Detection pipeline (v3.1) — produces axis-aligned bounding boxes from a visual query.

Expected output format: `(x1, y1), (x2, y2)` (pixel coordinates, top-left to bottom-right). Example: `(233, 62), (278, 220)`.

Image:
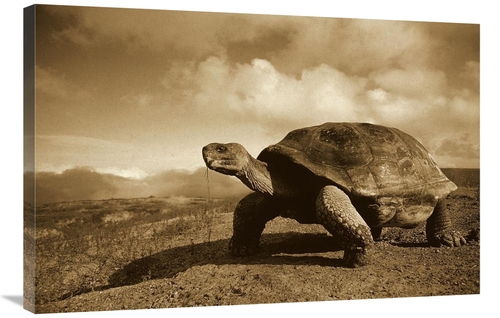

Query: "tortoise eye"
(216, 145), (227, 153)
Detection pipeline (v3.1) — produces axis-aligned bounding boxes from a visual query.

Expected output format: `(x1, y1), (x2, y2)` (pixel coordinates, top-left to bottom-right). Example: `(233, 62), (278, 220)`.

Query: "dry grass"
(30, 196), (239, 305)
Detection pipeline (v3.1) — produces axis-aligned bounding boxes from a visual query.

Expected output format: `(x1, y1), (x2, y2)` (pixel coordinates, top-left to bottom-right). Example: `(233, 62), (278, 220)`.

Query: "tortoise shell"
(257, 122), (457, 199)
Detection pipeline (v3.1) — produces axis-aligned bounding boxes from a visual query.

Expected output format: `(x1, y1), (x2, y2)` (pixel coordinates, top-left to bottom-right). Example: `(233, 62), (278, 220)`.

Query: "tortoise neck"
(236, 156), (274, 195)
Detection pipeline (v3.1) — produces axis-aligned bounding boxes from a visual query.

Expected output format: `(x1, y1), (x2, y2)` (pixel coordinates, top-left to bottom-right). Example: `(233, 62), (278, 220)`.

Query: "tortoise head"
(202, 143), (251, 176)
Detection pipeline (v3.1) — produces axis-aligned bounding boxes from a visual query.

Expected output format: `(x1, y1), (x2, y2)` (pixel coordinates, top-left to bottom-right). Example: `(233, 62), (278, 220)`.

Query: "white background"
(1, 1), (496, 317)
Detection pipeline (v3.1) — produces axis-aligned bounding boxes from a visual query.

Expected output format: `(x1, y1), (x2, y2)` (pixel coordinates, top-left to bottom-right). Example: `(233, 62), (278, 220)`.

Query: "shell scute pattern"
(261, 122), (455, 199)
(315, 124), (372, 167)
(285, 128), (309, 143)
(359, 122), (396, 143)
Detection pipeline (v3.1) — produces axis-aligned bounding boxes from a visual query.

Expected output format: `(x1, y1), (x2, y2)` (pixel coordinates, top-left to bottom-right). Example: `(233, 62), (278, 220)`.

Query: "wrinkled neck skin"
(235, 156), (275, 196)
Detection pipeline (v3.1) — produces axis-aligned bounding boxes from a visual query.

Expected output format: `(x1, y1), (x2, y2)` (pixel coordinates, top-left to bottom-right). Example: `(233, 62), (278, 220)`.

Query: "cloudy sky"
(28, 4), (480, 203)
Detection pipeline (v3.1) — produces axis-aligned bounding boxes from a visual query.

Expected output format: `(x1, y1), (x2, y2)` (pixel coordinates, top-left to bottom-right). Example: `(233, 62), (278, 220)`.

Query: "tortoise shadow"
(57, 232), (344, 301)
(60, 232), (440, 301)
(106, 232), (343, 289)
(389, 241), (431, 248)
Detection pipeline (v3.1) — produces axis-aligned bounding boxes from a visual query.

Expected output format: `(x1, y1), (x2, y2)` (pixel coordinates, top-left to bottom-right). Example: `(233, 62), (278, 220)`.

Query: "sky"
(27, 4), (480, 203)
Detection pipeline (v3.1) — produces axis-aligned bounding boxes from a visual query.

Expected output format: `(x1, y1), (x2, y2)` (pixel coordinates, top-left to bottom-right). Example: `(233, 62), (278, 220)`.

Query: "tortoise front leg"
(316, 185), (374, 267)
(426, 197), (467, 247)
(229, 193), (280, 256)
(370, 227), (383, 241)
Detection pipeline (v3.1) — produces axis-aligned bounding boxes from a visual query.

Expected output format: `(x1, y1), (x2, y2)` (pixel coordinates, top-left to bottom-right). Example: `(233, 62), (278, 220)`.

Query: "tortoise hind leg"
(229, 193), (280, 256)
(370, 227), (383, 241)
(316, 185), (374, 267)
(426, 197), (467, 247)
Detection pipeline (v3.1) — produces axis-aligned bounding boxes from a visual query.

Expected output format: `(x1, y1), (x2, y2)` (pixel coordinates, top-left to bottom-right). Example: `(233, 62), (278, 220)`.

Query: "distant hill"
(441, 168), (479, 188)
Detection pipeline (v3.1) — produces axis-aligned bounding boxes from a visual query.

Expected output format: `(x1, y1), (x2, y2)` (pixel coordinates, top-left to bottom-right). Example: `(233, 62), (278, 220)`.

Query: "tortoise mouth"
(204, 158), (239, 175)
(212, 165), (236, 175)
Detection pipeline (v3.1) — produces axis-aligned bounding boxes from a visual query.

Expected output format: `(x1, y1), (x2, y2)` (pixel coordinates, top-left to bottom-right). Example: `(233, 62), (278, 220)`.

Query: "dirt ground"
(33, 186), (479, 314)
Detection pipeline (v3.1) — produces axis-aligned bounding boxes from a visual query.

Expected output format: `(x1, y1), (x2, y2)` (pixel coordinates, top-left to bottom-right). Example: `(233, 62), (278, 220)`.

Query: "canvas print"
(23, 4), (480, 314)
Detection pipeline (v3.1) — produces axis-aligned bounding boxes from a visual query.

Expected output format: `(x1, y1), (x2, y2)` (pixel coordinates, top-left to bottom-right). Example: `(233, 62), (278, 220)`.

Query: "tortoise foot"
(343, 247), (372, 268)
(228, 236), (260, 256)
(429, 230), (467, 247)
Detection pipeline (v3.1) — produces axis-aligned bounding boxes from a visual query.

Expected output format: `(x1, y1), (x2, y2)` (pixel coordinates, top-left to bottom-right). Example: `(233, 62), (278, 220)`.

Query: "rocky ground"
(32, 186), (480, 314)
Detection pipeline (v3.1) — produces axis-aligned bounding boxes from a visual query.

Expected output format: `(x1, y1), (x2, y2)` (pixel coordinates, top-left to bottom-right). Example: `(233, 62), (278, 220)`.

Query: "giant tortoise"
(202, 122), (466, 267)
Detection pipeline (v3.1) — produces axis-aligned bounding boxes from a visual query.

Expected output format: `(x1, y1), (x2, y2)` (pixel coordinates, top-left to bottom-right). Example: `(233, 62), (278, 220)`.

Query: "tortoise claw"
(432, 230), (467, 247)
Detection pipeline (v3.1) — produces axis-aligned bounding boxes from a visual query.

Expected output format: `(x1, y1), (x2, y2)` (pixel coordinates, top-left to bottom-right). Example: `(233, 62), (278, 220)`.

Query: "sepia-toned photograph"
(23, 3), (480, 314)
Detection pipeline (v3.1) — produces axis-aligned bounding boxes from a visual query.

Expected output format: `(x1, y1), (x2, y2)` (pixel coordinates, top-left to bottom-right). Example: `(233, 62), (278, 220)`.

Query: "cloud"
(161, 54), (479, 148)
(436, 134), (480, 160)
(35, 135), (144, 172)
(120, 93), (155, 110)
(41, 8), (446, 79)
(43, 6), (232, 58)
(35, 66), (70, 98)
(34, 7), (480, 176)
(94, 167), (150, 179)
(34, 54), (480, 176)
(267, 18), (435, 76)
(158, 52), (481, 170)
(459, 60), (480, 93)
(28, 132), (479, 204)
(369, 67), (448, 98)
(146, 168), (250, 199)
(28, 167), (250, 205)
(35, 66), (91, 100)
(32, 168), (120, 204)
(462, 60), (480, 81)
(434, 133), (480, 168)
(162, 56), (369, 128)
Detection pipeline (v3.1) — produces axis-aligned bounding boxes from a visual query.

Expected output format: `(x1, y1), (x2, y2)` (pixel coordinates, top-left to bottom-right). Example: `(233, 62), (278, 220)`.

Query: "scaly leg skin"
(426, 197), (467, 247)
(316, 186), (374, 268)
(229, 193), (280, 256)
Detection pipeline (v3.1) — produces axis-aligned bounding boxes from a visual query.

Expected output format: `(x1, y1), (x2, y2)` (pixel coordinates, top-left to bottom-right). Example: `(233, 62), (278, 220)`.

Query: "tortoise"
(202, 122), (466, 267)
